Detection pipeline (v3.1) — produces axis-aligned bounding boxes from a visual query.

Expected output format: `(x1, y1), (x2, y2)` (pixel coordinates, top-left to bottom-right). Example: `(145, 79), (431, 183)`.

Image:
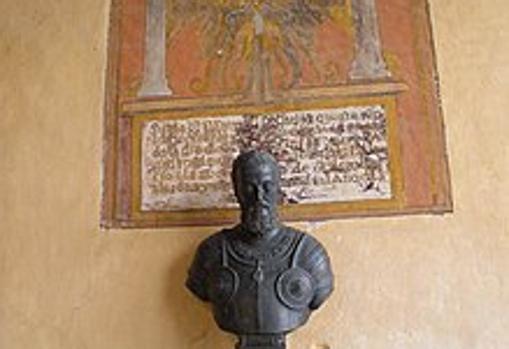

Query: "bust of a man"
(186, 151), (334, 349)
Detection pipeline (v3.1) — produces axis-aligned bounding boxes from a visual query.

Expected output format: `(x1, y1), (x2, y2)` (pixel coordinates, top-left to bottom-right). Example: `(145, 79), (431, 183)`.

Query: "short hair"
(231, 150), (280, 196)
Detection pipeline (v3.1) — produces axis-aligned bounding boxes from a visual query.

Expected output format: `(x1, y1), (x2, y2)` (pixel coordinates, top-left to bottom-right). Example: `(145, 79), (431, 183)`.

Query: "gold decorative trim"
(121, 82), (408, 115)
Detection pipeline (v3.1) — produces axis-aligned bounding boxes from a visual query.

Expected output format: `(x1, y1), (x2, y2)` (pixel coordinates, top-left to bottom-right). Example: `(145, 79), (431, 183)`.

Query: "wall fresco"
(102, 0), (452, 227)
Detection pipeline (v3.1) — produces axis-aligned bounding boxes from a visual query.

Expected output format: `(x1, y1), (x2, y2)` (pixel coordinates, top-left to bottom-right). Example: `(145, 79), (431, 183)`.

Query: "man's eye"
(263, 181), (273, 192)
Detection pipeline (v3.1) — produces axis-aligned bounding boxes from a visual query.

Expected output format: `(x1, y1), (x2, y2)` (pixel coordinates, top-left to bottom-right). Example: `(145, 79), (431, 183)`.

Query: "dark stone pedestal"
(235, 335), (286, 349)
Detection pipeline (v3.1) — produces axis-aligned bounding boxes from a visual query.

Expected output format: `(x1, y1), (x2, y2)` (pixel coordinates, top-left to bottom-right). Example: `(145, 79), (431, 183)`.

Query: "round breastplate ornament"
(276, 267), (314, 310)
(207, 266), (239, 305)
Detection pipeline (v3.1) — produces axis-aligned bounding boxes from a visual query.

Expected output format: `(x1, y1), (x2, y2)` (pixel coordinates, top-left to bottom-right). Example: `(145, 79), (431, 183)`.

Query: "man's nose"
(255, 185), (264, 202)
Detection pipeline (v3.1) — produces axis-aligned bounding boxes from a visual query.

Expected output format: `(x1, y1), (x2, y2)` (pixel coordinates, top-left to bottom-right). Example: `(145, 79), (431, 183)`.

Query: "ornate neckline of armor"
(226, 228), (299, 266)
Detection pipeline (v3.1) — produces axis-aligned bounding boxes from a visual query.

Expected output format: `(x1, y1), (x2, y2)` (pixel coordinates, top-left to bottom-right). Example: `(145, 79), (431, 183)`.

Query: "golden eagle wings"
(167, 0), (346, 92)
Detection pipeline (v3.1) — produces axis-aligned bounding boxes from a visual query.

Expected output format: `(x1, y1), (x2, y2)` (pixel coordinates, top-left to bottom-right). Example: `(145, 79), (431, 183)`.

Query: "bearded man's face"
(236, 163), (279, 238)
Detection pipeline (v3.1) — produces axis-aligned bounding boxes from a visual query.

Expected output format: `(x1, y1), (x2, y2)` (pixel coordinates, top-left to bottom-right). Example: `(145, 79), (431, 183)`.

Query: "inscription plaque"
(142, 106), (391, 211)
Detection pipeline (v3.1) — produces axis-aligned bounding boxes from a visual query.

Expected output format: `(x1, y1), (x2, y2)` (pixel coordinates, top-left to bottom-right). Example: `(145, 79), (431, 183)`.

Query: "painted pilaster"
(349, 0), (391, 80)
(138, 0), (172, 97)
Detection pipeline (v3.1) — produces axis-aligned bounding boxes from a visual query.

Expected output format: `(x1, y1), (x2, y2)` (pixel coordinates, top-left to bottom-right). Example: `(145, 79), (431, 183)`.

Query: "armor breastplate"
(206, 230), (315, 334)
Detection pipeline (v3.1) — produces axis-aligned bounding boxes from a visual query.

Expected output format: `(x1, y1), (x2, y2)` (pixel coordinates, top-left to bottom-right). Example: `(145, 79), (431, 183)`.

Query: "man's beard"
(241, 204), (277, 238)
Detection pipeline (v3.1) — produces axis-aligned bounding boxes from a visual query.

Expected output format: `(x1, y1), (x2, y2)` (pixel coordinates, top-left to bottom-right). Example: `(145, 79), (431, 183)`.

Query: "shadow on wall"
(164, 243), (236, 349)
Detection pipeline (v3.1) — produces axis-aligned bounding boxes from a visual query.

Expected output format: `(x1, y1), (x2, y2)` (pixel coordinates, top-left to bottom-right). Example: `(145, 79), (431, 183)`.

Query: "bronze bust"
(186, 151), (334, 349)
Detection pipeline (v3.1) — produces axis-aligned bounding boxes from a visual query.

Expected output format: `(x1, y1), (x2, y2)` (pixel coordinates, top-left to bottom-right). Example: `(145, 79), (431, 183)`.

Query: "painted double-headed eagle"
(167, 0), (348, 97)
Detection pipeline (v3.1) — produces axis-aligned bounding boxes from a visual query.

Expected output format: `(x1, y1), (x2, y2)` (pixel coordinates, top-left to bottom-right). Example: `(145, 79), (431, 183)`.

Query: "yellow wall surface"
(1, 0), (508, 348)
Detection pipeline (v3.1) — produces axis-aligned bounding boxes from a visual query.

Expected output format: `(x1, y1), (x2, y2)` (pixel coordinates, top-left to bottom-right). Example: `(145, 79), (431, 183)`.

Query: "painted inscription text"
(141, 106), (391, 211)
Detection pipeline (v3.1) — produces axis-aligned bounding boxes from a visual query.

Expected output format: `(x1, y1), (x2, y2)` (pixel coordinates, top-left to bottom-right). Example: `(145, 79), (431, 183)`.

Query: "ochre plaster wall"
(1, 0), (508, 348)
